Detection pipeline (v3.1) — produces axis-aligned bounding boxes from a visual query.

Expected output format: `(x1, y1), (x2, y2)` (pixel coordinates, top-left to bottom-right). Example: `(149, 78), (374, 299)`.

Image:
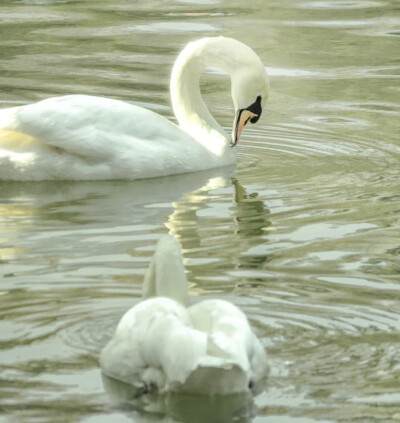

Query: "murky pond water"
(1, 0), (399, 422)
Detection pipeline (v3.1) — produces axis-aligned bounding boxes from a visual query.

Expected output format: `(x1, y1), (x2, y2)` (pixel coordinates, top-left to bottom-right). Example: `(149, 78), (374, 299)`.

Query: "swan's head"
(230, 67), (270, 147)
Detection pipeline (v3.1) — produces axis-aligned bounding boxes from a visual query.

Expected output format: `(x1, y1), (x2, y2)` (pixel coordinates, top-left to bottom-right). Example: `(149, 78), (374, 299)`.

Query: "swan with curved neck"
(100, 236), (269, 395)
(0, 37), (269, 181)
(171, 37), (269, 153)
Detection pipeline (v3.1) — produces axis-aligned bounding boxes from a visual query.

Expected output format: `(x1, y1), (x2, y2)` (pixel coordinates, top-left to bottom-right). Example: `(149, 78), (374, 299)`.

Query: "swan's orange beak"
(231, 109), (258, 147)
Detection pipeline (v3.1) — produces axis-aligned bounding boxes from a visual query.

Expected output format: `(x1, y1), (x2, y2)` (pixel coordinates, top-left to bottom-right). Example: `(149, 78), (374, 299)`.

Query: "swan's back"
(0, 95), (229, 180)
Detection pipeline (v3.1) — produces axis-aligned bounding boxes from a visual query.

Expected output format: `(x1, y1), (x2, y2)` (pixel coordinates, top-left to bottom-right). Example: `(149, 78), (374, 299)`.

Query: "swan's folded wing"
(189, 300), (253, 364)
(3, 95), (192, 158)
(0, 94), (222, 180)
(11, 95), (173, 159)
(188, 299), (268, 386)
(100, 297), (207, 390)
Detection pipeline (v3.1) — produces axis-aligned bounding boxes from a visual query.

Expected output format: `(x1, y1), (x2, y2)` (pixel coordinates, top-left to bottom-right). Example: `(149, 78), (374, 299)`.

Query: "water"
(0, 0), (399, 422)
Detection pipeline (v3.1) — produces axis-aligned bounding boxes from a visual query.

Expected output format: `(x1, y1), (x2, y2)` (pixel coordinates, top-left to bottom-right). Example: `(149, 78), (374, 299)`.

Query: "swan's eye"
(250, 114), (260, 124)
(248, 380), (255, 390)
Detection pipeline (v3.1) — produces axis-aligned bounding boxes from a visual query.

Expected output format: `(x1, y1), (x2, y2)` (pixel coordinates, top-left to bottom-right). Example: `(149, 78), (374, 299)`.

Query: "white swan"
(100, 235), (269, 396)
(0, 37), (269, 181)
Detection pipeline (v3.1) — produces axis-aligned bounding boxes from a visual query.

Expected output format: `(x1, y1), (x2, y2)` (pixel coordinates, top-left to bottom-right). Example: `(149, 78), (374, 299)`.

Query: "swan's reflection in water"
(232, 178), (271, 236)
(231, 178), (273, 270)
(102, 373), (264, 423)
(0, 167), (235, 227)
(0, 166), (272, 288)
(165, 175), (273, 289)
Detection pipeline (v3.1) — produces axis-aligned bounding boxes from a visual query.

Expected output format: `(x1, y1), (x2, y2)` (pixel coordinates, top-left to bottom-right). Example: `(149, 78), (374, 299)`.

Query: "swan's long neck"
(170, 37), (240, 155)
(142, 236), (188, 305)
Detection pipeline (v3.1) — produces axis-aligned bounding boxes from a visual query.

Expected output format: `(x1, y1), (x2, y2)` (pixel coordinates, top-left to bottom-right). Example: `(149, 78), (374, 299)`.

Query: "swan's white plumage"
(0, 37), (269, 181)
(100, 236), (268, 395)
(0, 95), (220, 180)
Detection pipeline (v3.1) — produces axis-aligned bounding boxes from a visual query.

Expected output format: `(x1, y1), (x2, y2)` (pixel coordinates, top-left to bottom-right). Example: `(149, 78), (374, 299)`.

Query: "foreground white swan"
(100, 236), (268, 395)
(0, 37), (269, 181)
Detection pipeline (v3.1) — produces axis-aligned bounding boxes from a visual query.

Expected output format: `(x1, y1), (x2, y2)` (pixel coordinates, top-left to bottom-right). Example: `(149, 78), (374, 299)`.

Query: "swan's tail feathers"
(0, 106), (18, 130)
(154, 235), (182, 257)
(0, 129), (43, 151)
(0, 130), (41, 181)
(142, 236), (189, 305)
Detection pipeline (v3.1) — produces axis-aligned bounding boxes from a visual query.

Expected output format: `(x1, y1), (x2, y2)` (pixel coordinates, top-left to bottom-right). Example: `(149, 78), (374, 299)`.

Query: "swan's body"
(0, 37), (269, 181)
(100, 236), (268, 395)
